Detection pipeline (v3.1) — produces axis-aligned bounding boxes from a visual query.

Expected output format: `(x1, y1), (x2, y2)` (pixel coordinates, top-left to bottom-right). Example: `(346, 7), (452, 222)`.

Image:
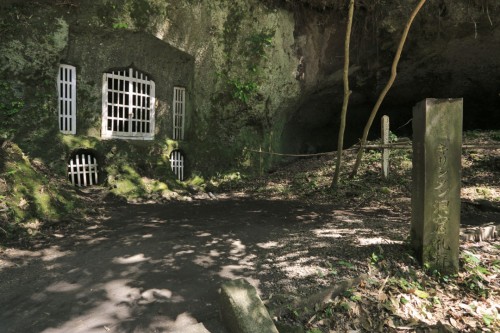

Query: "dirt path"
(1, 196), (386, 333)
(1, 193), (497, 333)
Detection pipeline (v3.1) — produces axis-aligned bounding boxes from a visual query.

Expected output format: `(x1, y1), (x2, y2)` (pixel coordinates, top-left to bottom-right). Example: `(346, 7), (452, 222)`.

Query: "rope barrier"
(245, 143), (500, 158)
(243, 148), (340, 157)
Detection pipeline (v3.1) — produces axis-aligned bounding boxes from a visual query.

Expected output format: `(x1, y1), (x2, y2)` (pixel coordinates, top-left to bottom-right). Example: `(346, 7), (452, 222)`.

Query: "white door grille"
(170, 150), (184, 181)
(67, 153), (99, 187)
(173, 87), (186, 140)
(58, 64), (76, 134)
(102, 68), (155, 140)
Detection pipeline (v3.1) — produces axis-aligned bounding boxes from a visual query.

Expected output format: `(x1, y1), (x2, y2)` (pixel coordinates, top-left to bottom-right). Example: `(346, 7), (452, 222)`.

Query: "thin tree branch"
(350, 0), (427, 178)
(331, 0), (355, 188)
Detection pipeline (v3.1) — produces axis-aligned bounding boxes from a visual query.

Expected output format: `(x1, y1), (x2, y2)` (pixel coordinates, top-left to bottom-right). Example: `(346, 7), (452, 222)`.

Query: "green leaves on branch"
(245, 31), (274, 59)
(219, 30), (274, 105)
(228, 79), (258, 104)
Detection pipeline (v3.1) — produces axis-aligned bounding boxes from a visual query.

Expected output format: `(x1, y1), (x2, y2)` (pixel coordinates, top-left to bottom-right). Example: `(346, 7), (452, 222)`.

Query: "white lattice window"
(170, 150), (185, 181)
(102, 68), (155, 140)
(58, 64), (76, 134)
(173, 87), (186, 140)
(67, 152), (99, 187)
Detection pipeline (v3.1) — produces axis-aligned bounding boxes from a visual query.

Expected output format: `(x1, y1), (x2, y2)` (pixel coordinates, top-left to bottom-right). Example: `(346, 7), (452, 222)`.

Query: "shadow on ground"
(0, 196), (412, 333)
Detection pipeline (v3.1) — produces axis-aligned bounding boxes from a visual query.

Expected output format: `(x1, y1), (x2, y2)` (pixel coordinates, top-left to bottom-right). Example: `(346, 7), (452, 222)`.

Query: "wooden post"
(381, 115), (390, 179)
(259, 146), (263, 176)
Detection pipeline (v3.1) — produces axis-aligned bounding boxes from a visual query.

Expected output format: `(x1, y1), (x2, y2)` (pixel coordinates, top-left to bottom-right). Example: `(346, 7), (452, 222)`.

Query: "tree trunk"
(350, 0), (428, 178)
(331, 0), (355, 188)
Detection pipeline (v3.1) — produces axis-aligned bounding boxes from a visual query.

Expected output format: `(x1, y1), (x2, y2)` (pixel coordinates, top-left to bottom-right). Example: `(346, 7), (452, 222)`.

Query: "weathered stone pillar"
(411, 98), (463, 274)
(381, 115), (390, 179)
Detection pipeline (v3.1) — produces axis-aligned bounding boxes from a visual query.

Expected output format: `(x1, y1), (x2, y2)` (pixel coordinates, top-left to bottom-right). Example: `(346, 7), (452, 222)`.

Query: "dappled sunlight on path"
(0, 197), (411, 333)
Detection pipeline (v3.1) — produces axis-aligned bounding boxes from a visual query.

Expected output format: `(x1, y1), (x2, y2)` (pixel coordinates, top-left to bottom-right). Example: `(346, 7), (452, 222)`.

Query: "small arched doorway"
(67, 149), (100, 187)
(170, 150), (185, 181)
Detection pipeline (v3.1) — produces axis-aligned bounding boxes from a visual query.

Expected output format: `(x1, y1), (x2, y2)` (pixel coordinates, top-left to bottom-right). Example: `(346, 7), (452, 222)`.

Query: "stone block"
(411, 98), (463, 274)
(170, 322), (210, 333)
(219, 279), (279, 333)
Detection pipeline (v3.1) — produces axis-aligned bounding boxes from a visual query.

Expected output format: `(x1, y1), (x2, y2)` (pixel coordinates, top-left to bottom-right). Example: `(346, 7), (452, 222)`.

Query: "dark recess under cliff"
(277, 0), (500, 154)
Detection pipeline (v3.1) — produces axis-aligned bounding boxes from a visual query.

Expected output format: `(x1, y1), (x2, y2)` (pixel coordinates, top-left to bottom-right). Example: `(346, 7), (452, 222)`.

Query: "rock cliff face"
(1, 0), (499, 182)
(276, 0), (500, 153)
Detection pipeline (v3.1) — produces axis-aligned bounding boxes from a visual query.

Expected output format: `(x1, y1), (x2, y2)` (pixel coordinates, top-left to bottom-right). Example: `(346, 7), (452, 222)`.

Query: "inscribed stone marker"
(411, 98), (463, 274)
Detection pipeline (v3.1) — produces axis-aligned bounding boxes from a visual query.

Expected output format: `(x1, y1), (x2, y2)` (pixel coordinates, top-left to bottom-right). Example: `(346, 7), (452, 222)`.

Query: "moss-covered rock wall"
(1, 0), (499, 186)
(0, 0), (302, 185)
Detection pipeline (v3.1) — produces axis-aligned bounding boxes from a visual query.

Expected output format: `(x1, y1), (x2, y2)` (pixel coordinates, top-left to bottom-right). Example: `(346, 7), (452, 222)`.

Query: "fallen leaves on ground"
(227, 131), (500, 333)
(275, 241), (499, 333)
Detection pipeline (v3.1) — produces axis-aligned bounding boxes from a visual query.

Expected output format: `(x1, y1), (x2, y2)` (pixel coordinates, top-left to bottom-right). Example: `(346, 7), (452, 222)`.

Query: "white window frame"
(172, 86), (186, 140)
(58, 64), (77, 134)
(101, 68), (155, 140)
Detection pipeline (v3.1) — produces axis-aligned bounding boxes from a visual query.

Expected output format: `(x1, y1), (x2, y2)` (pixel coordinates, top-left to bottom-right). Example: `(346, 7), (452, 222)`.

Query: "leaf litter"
(222, 131), (500, 332)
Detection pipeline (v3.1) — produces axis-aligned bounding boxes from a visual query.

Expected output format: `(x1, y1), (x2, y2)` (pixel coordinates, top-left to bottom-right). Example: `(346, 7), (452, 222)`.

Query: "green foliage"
(0, 81), (25, 138)
(129, 0), (168, 31)
(108, 3), (129, 30)
(228, 79), (258, 103)
(464, 130), (500, 142)
(460, 250), (492, 298)
(99, 0), (168, 32)
(364, 149), (382, 164)
(104, 143), (180, 200)
(222, 4), (244, 58)
(219, 29), (274, 106)
(214, 4), (275, 139)
(246, 31), (274, 55)
(349, 291), (362, 302)
(0, 142), (79, 242)
(371, 251), (384, 265)
(242, 30), (274, 85)
(388, 130), (398, 142)
(0, 15), (68, 79)
(187, 174), (205, 187)
(339, 301), (351, 311)
(483, 313), (497, 327)
(430, 269), (455, 284)
(290, 172), (320, 194)
(306, 328), (323, 333)
(389, 275), (423, 292)
(325, 262), (338, 276)
(286, 304), (301, 319)
(337, 260), (355, 269)
(112, 20), (129, 29)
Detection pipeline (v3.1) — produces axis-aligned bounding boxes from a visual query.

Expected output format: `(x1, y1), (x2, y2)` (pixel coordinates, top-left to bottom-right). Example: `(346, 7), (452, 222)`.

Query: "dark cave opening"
(281, 88), (499, 156)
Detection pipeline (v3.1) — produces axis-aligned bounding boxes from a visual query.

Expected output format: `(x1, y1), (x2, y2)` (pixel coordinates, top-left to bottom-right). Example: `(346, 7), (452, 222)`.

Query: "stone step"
(170, 322), (211, 333)
(461, 222), (498, 242)
(219, 279), (279, 333)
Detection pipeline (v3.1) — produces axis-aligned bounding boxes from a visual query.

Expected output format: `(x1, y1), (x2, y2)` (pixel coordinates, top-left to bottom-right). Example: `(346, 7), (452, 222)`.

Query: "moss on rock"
(0, 142), (78, 241)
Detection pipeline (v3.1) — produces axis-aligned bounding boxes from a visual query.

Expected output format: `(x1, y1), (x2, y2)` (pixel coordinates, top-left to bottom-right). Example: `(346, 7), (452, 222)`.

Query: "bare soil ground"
(0, 132), (499, 333)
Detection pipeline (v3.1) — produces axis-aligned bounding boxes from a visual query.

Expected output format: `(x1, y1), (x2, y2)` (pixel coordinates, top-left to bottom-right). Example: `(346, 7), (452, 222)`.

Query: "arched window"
(101, 68), (155, 140)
